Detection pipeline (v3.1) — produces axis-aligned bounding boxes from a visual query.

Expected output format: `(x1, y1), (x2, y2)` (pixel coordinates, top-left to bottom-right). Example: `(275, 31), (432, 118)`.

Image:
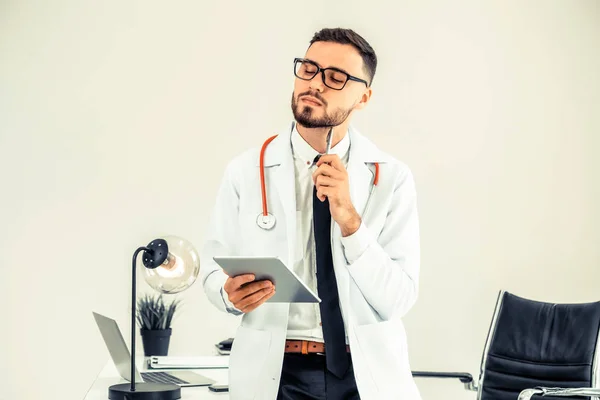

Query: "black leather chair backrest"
(480, 292), (600, 400)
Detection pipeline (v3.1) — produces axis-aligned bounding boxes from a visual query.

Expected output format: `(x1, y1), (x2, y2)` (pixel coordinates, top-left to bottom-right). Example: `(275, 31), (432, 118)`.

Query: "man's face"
(291, 41), (371, 129)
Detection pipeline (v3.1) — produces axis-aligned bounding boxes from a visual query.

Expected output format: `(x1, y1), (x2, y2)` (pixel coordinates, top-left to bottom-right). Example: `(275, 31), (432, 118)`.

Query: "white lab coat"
(200, 122), (422, 400)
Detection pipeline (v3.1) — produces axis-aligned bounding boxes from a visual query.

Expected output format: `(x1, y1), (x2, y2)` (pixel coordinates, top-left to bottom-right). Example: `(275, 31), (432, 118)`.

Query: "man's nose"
(308, 72), (325, 92)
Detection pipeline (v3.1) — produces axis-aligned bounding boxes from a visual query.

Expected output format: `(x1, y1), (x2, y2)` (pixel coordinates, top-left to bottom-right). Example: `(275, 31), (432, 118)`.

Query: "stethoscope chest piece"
(256, 213), (276, 230)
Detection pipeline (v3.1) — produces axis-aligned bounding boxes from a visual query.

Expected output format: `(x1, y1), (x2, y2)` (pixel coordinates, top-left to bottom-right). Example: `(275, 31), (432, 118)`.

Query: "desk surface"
(84, 358), (230, 399)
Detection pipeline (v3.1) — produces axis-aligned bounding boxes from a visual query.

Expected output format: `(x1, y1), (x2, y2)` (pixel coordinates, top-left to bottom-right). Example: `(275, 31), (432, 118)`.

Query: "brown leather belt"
(285, 340), (350, 355)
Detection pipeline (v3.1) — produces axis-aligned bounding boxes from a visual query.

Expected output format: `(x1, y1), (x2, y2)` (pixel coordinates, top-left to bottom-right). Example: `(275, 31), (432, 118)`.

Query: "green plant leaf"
(135, 293), (182, 330)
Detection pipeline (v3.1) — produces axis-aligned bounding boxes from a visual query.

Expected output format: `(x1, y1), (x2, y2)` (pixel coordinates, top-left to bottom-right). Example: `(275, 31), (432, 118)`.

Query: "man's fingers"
(239, 280), (273, 298)
(223, 274), (276, 312)
(313, 163), (339, 178)
(236, 286), (275, 312)
(315, 179), (335, 201)
(229, 280), (273, 303)
(236, 286), (274, 310)
(315, 175), (336, 188)
(224, 274), (255, 293)
(239, 288), (277, 313)
(316, 154), (344, 171)
(232, 274), (256, 288)
(316, 186), (330, 202)
(312, 165), (343, 187)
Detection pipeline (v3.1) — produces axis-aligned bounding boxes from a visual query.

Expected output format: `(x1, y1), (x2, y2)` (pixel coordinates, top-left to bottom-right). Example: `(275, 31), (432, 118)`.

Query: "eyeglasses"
(293, 58), (369, 90)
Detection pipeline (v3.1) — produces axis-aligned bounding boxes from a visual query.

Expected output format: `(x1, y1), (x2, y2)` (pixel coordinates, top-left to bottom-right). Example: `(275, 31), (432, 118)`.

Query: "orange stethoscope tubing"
(260, 135), (279, 218)
(259, 135), (380, 225)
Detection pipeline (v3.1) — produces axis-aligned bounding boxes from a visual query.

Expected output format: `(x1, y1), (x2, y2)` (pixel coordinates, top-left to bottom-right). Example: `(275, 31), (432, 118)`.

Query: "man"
(201, 27), (422, 400)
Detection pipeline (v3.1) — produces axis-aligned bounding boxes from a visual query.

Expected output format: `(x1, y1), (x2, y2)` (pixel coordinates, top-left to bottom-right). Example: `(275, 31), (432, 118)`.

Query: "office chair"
(412, 290), (600, 399)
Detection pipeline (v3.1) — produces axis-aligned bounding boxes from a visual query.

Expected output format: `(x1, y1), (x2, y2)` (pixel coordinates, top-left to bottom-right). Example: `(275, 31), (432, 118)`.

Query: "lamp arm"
(130, 246), (149, 392)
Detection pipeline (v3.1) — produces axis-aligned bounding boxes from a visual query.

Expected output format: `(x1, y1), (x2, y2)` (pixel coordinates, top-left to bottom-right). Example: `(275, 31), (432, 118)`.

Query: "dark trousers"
(277, 353), (360, 400)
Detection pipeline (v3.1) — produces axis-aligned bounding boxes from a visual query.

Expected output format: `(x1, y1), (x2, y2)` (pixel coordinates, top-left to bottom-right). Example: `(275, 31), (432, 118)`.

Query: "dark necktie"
(312, 156), (349, 379)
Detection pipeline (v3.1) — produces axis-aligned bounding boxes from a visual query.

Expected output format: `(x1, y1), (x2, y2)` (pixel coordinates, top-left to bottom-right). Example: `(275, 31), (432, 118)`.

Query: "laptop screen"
(92, 312), (144, 383)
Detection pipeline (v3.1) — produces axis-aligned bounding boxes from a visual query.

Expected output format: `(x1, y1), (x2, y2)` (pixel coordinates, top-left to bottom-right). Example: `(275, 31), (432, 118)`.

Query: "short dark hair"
(308, 27), (377, 86)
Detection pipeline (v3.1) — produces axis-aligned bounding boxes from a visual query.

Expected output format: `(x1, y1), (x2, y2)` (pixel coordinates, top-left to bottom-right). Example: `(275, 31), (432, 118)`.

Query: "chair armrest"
(411, 371), (477, 391)
(518, 387), (600, 400)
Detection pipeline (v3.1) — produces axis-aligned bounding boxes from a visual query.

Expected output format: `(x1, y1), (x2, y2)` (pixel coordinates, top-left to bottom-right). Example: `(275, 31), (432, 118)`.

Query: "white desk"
(84, 358), (230, 399)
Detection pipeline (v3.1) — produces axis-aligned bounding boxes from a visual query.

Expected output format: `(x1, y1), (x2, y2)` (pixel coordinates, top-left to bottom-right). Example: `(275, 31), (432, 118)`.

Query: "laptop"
(92, 312), (216, 387)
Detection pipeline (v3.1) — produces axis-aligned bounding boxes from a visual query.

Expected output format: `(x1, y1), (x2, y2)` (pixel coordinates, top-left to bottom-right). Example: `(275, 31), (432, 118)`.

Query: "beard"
(291, 92), (354, 129)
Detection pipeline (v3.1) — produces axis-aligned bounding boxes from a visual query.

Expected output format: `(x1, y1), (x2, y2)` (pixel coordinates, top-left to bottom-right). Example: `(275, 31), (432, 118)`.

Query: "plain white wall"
(1, 1), (599, 399)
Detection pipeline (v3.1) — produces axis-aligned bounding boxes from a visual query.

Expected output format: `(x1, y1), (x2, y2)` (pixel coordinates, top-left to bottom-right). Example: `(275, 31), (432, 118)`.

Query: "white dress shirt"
(286, 125), (351, 343)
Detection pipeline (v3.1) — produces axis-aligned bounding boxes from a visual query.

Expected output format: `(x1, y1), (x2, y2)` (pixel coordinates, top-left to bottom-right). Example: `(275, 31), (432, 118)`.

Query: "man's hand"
(313, 154), (361, 237)
(223, 274), (275, 313)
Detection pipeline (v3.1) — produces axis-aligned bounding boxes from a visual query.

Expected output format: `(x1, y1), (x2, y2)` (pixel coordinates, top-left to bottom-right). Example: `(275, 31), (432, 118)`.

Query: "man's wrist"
(340, 211), (361, 237)
(340, 219), (373, 264)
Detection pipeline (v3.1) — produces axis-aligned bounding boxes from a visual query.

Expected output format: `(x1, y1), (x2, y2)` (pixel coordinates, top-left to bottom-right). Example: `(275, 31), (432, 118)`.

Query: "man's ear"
(354, 87), (373, 110)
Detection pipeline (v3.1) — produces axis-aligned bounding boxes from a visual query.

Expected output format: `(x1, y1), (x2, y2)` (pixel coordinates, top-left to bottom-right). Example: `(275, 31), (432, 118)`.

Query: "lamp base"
(109, 383), (181, 400)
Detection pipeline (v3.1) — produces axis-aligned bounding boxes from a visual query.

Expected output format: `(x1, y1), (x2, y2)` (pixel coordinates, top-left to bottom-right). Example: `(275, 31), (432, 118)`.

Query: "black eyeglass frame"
(293, 57), (370, 90)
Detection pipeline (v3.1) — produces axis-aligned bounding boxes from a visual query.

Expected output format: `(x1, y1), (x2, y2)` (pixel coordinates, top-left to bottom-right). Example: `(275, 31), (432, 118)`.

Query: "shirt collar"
(291, 123), (350, 166)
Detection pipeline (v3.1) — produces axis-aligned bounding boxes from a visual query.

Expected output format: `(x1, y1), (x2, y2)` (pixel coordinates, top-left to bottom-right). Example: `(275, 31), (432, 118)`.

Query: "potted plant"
(136, 293), (181, 356)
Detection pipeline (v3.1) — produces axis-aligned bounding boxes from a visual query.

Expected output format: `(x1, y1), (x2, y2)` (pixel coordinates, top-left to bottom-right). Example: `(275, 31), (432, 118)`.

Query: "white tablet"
(213, 256), (321, 303)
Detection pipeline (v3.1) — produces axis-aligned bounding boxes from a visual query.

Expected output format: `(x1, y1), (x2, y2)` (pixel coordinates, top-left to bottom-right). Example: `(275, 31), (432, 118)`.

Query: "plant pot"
(140, 328), (172, 356)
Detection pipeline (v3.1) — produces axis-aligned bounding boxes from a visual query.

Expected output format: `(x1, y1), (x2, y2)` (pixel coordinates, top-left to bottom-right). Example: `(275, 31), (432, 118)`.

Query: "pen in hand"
(314, 127), (333, 164)
(313, 127), (333, 202)
(325, 126), (332, 155)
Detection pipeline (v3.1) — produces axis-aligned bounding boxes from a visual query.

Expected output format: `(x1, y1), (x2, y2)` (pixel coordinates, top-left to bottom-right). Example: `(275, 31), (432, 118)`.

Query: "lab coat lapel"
(259, 126), (297, 266)
(346, 127), (379, 220)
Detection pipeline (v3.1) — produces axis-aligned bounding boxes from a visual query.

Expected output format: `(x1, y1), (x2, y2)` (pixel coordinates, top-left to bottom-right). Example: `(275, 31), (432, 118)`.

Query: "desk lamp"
(109, 235), (200, 400)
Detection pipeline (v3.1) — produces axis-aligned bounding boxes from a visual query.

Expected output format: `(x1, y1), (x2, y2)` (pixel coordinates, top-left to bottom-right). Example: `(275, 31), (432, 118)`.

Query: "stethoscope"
(256, 128), (380, 230)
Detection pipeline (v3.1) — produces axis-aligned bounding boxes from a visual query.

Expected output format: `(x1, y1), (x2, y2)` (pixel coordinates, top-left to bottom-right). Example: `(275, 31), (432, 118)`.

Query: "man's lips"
(301, 96), (323, 106)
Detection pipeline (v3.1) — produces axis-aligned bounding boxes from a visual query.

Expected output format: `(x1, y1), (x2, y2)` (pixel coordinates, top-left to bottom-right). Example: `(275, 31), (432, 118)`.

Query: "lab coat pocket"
(228, 325), (272, 400)
(354, 320), (420, 399)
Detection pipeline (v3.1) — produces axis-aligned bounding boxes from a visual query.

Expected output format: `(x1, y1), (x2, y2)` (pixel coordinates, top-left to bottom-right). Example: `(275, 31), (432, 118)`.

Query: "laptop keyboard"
(141, 371), (189, 385)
